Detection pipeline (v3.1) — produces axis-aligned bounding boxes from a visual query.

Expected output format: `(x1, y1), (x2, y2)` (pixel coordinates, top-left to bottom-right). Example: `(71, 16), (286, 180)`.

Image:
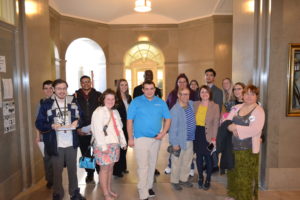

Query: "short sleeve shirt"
(127, 95), (171, 138)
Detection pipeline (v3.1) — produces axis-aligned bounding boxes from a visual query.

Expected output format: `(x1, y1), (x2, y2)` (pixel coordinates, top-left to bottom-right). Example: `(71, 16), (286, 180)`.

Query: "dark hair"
(42, 80), (53, 89)
(173, 73), (191, 92)
(190, 80), (199, 88)
(80, 75), (91, 82)
(199, 85), (213, 101)
(205, 68), (216, 77)
(142, 80), (156, 88)
(116, 79), (130, 102)
(52, 79), (68, 88)
(100, 89), (117, 109)
(243, 84), (260, 96)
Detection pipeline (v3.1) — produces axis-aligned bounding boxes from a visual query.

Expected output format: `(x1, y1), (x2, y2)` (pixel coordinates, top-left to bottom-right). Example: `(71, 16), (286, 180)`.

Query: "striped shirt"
(184, 104), (196, 141)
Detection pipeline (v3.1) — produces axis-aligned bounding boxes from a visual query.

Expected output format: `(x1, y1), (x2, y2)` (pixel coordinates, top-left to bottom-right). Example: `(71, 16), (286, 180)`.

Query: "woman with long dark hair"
(113, 79), (132, 177)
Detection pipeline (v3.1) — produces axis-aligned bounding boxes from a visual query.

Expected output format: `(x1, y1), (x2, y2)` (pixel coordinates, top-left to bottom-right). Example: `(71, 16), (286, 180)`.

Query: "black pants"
(78, 135), (100, 175)
(113, 148), (127, 175)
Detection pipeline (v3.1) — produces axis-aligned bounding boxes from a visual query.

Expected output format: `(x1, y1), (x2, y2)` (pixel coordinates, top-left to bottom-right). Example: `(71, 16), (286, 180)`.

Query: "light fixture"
(134, 0), (152, 13)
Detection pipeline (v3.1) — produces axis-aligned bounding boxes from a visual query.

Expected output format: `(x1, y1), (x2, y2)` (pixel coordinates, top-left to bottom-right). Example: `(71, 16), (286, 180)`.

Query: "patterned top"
(184, 104), (196, 141)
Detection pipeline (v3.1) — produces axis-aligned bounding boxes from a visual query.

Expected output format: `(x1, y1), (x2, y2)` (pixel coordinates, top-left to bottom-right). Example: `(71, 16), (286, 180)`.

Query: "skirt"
(94, 143), (120, 166)
(227, 149), (259, 200)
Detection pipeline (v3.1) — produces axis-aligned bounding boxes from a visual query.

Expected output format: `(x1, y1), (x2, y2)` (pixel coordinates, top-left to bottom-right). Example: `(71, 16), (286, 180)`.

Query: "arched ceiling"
(49, 0), (232, 24)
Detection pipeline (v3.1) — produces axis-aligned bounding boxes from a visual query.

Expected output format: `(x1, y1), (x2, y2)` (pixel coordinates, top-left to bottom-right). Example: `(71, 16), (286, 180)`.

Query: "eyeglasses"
(179, 93), (189, 96)
(233, 88), (242, 91)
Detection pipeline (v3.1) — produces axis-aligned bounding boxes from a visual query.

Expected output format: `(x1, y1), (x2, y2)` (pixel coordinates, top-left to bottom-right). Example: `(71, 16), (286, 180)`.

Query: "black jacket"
(116, 95), (132, 141)
(216, 120), (234, 170)
(74, 88), (102, 127)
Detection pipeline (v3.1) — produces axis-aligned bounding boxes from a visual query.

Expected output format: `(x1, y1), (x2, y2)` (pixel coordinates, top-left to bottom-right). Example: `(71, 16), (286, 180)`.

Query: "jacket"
(116, 95), (132, 141)
(210, 85), (223, 112)
(216, 120), (234, 170)
(35, 95), (82, 156)
(74, 88), (102, 127)
(226, 103), (265, 153)
(194, 101), (220, 143)
(91, 106), (127, 151)
(169, 101), (196, 150)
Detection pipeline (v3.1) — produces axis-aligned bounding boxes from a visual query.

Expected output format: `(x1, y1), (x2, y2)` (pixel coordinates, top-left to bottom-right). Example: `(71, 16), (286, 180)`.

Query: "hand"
(71, 120), (78, 129)
(35, 135), (41, 144)
(172, 145), (180, 151)
(122, 146), (127, 150)
(77, 128), (87, 136)
(51, 123), (62, 130)
(227, 124), (237, 132)
(232, 130), (239, 137)
(128, 138), (134, 147)
(155, 132), (166, 140)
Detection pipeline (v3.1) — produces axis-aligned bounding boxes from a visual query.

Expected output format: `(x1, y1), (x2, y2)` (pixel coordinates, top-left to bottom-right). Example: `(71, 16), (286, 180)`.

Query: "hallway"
(14, 137), (300, 200)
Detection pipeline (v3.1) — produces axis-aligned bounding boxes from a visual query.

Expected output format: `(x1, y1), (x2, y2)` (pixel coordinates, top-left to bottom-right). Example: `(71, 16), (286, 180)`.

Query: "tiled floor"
(14, 137), (300, 200)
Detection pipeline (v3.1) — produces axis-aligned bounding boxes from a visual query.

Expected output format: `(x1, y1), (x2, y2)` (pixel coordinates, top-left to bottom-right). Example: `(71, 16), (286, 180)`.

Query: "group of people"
(35, 68), (265, 200)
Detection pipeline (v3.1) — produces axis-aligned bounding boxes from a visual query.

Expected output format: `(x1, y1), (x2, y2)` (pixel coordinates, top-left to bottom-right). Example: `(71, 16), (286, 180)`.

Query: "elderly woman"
(91, 89), (127, 200)
(225, 85), (265, 200)
(169, 88), (196, 190)
(194, 85), (220, 190)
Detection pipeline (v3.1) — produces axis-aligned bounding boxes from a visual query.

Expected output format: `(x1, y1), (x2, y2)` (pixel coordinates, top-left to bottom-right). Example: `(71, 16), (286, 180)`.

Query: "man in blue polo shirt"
(127, 80), (171, 200)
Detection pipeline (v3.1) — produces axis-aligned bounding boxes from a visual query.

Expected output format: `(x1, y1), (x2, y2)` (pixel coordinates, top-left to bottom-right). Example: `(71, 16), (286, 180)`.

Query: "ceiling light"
(134, 0), (151, 13)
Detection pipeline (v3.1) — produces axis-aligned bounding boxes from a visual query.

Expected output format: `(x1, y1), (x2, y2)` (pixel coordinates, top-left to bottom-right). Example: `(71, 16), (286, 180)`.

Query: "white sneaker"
(189, 169), (194, 177)
(164, 167), (171, 174)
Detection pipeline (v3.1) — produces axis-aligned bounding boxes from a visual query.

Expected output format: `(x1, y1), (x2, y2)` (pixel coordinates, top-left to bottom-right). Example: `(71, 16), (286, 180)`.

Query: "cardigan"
(193, 101), (220, 143)
(225, 103), (265, 153)
(91, 106), (127, 151)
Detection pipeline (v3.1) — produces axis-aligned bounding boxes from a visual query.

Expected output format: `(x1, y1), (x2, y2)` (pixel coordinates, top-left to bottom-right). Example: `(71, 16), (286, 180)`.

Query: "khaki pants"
(134, 137), (161, 199)
(170, 141), (194, 183)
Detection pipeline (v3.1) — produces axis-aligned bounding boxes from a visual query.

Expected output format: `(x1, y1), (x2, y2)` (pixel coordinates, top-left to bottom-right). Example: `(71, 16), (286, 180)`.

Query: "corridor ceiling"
(49, 0), (232, 24)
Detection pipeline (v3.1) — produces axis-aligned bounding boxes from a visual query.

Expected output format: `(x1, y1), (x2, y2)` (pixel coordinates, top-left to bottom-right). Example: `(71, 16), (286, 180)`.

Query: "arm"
(211, 104), (220, 143)
(155, 118), (171, 140)
(168, 109), (180, 147)
(91, 108), (108, 151)
(236, 107), (265, 139)
(127, 119), (134, 147)
(35, 103), (53, 132)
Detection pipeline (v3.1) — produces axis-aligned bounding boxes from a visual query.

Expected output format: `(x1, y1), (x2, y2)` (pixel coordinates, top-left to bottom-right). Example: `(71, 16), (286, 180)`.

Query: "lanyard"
(55, 97), (66, 125)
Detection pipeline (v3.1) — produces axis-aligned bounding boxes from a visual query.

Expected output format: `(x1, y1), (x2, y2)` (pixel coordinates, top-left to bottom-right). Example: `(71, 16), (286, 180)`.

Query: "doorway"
(65, 38), (106, 94)
(124, 42), (165, 98)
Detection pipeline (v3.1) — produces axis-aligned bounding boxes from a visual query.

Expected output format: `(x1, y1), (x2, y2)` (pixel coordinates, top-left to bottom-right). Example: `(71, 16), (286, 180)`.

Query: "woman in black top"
(113, 79), (132, 177)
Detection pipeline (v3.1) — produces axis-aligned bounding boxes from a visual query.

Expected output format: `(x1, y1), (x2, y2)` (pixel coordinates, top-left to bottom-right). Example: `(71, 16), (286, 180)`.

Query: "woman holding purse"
(91, 89), (127, 200)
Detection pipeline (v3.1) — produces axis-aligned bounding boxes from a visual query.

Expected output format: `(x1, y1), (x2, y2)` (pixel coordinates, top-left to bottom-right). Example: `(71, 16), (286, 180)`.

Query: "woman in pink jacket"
(225, 85), (265, 200)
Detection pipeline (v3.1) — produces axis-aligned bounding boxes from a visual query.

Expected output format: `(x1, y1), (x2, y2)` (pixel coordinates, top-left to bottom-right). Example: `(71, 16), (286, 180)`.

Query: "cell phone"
(103, 125), (108, 136)
(207, 143), (214, 151)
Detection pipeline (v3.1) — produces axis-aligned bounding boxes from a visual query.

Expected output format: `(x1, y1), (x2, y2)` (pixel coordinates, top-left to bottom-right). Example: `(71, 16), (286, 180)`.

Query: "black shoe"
(123, 169), (129, 174)
(53, 194), (61, 200)
(70, 189), (86, 200)
(85, 174), (95, 184)
(154, 169), (160, 176)
(203, 180), (210, 190)
(46, 182), (53, 189)
(198, 177), (204, 189)
(113, 173), (124, 178)
(148, 189), (155, 197)
(212, 167), (219, 174)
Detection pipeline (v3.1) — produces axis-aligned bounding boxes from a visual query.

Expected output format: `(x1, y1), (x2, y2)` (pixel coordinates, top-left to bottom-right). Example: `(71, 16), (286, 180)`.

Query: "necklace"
(55, 97), (66, 126)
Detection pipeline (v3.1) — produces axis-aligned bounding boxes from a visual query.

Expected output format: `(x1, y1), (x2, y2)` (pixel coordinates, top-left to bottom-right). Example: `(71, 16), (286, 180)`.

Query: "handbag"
(79, 146), (96, 169)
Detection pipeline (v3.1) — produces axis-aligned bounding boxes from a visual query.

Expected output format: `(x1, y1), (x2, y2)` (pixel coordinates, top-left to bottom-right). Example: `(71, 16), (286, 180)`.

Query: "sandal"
(109, 191), (118, 198)
(104, 193), (114, 200)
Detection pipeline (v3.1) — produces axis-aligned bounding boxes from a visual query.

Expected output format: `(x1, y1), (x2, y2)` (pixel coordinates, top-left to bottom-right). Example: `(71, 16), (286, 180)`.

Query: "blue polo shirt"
(127, 95), (171, 138)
